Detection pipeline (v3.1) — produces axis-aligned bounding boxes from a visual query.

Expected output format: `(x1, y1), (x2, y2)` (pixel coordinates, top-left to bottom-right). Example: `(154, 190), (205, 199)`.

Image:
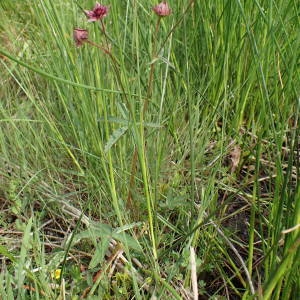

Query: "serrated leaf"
(114, 222), (143, 234)
(89, 237), (111, 269)
(112, 232), (142, 252)
(74, 222), (141, 253)
(75, 223), (113, 244)
(104, 126), (128, 153)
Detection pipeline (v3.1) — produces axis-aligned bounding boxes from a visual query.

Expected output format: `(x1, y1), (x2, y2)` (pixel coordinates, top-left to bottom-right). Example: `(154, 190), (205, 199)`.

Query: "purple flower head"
(73, 28), (88, 47)
(84, 2), (109, 22)
(153, 1), (171, 17)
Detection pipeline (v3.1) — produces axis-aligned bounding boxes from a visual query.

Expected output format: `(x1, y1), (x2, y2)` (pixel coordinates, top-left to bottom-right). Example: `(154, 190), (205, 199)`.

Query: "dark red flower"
(73, 28), (88, 47)
(84, 2), (109, 22)
(152, 1), (171, 17)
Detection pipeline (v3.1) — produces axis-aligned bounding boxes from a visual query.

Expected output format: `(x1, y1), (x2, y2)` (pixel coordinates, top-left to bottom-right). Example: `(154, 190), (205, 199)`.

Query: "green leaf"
(89, 237), (111, 269)
(74, 222), (142, 252)
(112, 232), (142, 252)
(75, 223), (113, 243)
(104, 126), (128, 153)
(0, 245), (16, 263)
(16, 217), (33, 293)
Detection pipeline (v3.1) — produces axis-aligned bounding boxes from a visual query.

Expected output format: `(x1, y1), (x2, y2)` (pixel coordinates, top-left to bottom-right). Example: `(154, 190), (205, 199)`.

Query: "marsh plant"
(0, 0), (299, 299)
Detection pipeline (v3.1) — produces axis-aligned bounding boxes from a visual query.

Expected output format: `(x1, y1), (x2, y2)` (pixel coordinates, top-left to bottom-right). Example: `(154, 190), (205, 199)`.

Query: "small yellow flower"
(52, 269), (62, 280)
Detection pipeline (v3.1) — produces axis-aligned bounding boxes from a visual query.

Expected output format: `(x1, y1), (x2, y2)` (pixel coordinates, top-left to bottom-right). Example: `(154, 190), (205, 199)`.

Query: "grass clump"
(0, 0), (299, 299)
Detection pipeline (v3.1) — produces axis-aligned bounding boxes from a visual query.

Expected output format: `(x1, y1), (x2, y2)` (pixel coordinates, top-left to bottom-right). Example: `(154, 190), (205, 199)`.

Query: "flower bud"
(73, 28), (88, 47)
(152, 1), (171, 17)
